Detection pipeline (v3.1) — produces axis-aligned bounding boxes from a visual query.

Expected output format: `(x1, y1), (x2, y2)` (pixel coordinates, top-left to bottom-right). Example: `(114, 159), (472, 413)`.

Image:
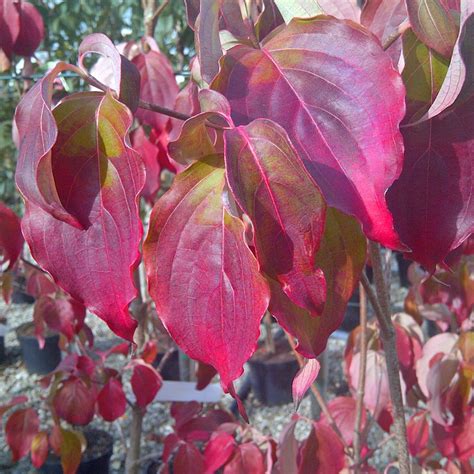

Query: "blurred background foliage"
(0, 0), (194, 210)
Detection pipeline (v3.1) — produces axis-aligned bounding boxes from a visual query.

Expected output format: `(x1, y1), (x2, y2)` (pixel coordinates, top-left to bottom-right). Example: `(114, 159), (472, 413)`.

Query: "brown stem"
(383, 19), (410, 51)
(21, 257), (46, 274)
(353, 282), (368, 472)
(138, 99), (192, 121)
(263, 312), (275, 354)
(351, 434), (396, 469)
(125, 406), (145, 474)
(285, 332), (349, 452)
(368, 241), (411, 474)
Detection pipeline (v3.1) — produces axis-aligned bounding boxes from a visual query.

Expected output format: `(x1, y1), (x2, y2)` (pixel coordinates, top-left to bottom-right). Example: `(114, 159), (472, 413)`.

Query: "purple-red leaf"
(5, 408), (40, 461)
(387, 96), (474, 272)
(53, 377), (96, 426)
(204, 432), (235, 473)
(213, 16), (406, 249)
(78, 33), (141, 113)
(292, 358), (320, 410)
(433, 412), (474, 461)
(0, 0), (20, 58)
(407, 411), (429, 457)
(144, 157), (270, 392)
(11, 1), (44, 57)
(97, 378), (127, 421)
(133, 48), (179, 132)
(0, 201), (23, 270)
(270, 208), (366, 358)
(174, 442), (205, 474)
(224, 443), (265, 474)
(131, 362), (163, 408)
(21, 91), (145, 341)
(225, 119), (327, 315)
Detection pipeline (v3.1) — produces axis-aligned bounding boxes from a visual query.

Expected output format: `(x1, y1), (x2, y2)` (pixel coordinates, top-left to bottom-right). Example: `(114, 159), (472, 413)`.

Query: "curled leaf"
(292, 358), (320, 410)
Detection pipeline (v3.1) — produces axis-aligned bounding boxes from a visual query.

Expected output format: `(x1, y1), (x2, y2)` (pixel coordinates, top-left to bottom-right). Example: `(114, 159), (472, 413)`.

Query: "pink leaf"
(433, 412), (474, 461)
(0, 201), (23, 270)
(5, 408), (40, 461)
(213, 16), (406, 249)
(97, 378), (127, 421)
(319, 0), (361, 21)
(143, 157), (270, 392)
(131, 362), (163, 408)
(224, 119), (327, 316)
(21, 91), (145, 342)
(53, 377), (96, 425)
(204, 432), (235, 473)
(292, 358), (320, 410)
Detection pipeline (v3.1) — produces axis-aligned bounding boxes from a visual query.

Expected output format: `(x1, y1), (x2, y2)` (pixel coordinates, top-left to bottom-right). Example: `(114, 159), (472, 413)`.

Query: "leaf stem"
(353, 282), (368, 471)
(137, 99), (192, 121)
(382, 19), (410, 51)
(367, 241), (411, 474)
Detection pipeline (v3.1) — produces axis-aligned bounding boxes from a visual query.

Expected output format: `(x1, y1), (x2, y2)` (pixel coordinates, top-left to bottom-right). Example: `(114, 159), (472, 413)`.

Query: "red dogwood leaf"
(97, 378), (127, 421)
(224, 443), (265, 474)
(387, 96), (474, 272)
(0, 0), (20, 58)
(11, 1), (44, 57)
(277, 416), (299, 474)
(213, 16), (406, 249)
(433, 411), (474, 461)
(406, 0), (458, 58)
(133, 45), (179, 132)
(5, 408), (40, 461)
(204, 432), (235, 473)
(361, 0), (406, 44)
(31, 431), (49, 469)
(255, 0), (284, 42)
(0, 395), (28, 420)
(53, 377), (96, 425)
(273, 1), (322, 23)
(292, 358), (320, 410)
(196, 362), (217, 390)
(131, 362), (163, 408)
(225, 119), (327, 315)
(269, 208), (366, 358)
(21, 91), (145, 341)
(298, 421), (346, 474)
(78, 33), (141, 113)
(407, 411), (430, 457)
(25, 268), (58, 298)
(0, 201), (23, 270)
(59, 429), (83, 474)
(168, 80), (200, 142)
(320, 396), (367, 446)
(174, 442), (205, 474)
(319, 0), (360, 21)
(144, 157), (270, 392)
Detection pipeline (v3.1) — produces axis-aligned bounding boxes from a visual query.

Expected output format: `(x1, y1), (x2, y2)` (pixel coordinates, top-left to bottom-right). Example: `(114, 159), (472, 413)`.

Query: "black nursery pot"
(0, 335), (5, 363)
(16, 322), (61, 375)
(247, 340), (299, 406)
(38, 429), (114, 474)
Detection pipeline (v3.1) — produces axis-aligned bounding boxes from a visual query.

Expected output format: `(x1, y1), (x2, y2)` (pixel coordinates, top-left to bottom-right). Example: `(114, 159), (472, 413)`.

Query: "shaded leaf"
(131, 362), (163, 408)
(97, 378), (127, 421)
(204, 432), (235, 473)
(224, 443), (264, 474)
(5, 408), (39, 461)
(407, 411), (430, 457)
(174, 441), (205, 474)
(11, 1), (44, 57)
(59, 429), (83, 474)
(31, 431), (49, 469)
(0, 201), (23, 270)
(196, 362), (217, 390)
(276, 416), (299, 474)
(53, 377), (96, 425)
(224, 119), (327, 315)
(433, 412), (474, 461)
(144, 157), (270, 391)
(0, 0), (20, 58)
(213, 17), (406, 249)
(292, 358), (320, 410)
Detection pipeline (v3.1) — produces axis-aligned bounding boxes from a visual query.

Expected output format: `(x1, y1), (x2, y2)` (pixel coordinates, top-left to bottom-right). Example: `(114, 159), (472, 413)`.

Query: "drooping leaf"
(31, 431), (49, 469)
(144, 157), (270, 392)
(21, 91), (145, 341)
(174, 442), (205, 474)
(276, 416), (299, 474)
(414, 1), (474, 122)
(224, 119), (327, 315)
(53, 377), (96, 425)
(213, 17), (406, 249)
(196, 362), (218, 390)
(224, 443), (265, 474)
(97, 378), (127, 421)
(270, 208), (366, 358)
(133, 47), (179, 132)
(407, 411), (430, 457)
(204, 432), (235, 473)
(11, 1), (44, 57)
(78, 33), (141, 113)
(406, 0), (459, 58)
(292, 358), (320, 410)
(59, 429), (83, 474)
(0, 201), (23, 270)
(0, 0), (20, 58)
(255, 0), (285, 42)
(387, 96), (474, 272)
(131, 362), (163, 408)
(25, 269), (57, 298)
(5, 408), (40, 461)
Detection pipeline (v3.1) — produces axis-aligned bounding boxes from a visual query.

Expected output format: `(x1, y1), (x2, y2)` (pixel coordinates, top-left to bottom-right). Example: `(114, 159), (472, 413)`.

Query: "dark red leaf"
(31, 431), (49, 468)
(204, 432), (235, 473)
(78, 33), (141, 113)
(196, 362), (217, 390)
(174, 441), (205, 474)
(133, 48), (179, 132)
(0, 201), (23, 270)
(131, 362), (163, 408)
(387, 96), (474, 272)
(162, 433), (180, 462)
(276, 416), (299, 474)
(433, 412), (474, 461)
(97, 378), (127, 421)
(53, 377), (96, 425)
(224, 119), (327, 315)
(407, 411), (430, 457)
(224, 443), (264, 474)
(143, 157), (270, 392)
(0, 0), (20, 58)
(255, 0), (284, 42)
(20, 91), (145, 341)
(171, 402), (202, 429)
(12, 1), (44, 57)
(213, 16), (406, 249)
(0, 395), (28, 422)
(25, 269), (57, 298)
(5, 408), (40, 461)
(269, 208), (366, 358)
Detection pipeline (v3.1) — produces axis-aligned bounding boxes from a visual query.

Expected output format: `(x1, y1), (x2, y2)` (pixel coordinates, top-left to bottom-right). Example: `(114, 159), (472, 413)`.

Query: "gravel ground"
(0, 267), (408, 473)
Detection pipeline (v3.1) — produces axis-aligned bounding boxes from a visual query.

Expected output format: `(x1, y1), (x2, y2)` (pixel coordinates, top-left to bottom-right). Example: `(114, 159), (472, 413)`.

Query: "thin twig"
(353, 282), (368, 472)
(285, 332), (349, 452)
(351, 434), (396, 469)
(151, 0), (170, 22)
(138, 99), (191, 121)
(368, 241), (411, 474)
(20, 257), (46, 274)
(383, 19), (410, 51)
